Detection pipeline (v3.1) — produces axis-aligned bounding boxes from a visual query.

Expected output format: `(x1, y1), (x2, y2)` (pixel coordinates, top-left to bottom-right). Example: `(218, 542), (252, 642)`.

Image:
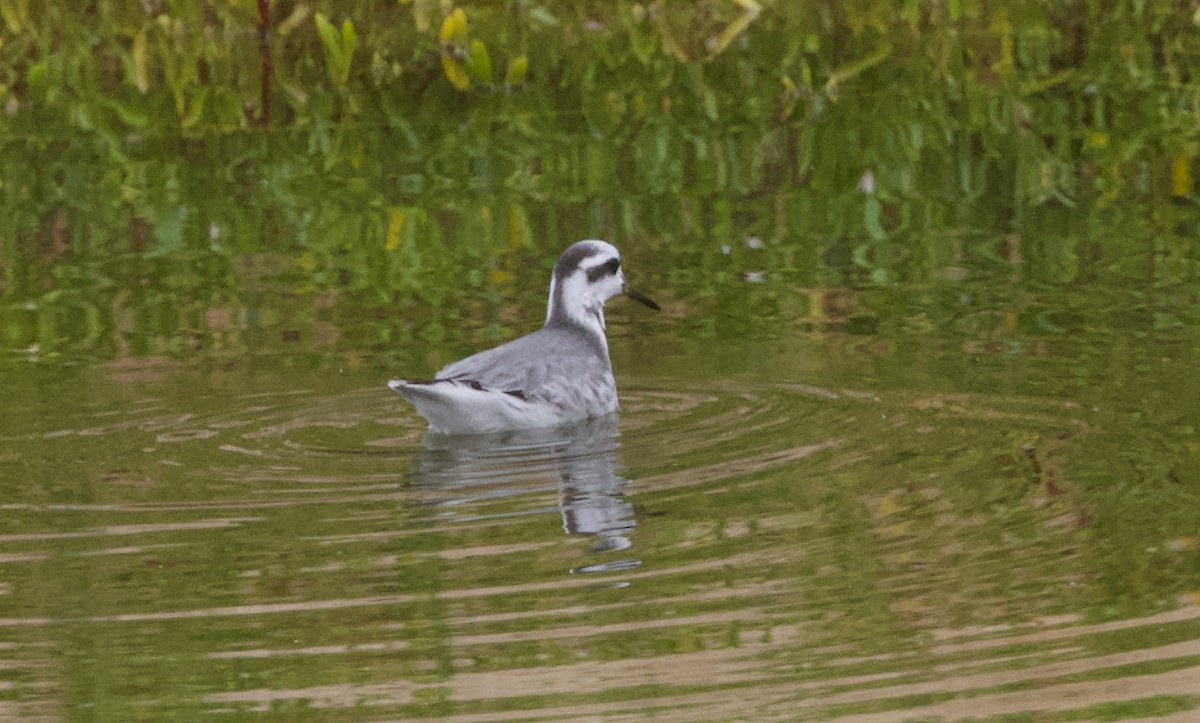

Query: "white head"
(545, 240), (659, 340)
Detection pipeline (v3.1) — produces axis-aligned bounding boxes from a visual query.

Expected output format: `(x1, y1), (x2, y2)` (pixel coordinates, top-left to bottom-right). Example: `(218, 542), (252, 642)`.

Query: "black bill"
(624, 285), (661, 311)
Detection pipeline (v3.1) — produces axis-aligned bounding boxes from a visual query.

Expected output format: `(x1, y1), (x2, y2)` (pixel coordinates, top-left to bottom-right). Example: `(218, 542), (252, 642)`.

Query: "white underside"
(388, 379), (587, 435)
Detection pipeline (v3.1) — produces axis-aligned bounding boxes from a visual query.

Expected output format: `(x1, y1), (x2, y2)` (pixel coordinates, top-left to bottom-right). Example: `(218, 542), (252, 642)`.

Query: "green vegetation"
(0, 1), (1197, 358)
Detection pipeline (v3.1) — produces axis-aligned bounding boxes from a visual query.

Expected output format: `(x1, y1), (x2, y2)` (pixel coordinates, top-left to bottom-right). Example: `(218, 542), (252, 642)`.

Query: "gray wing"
(437, 327), (612, 404)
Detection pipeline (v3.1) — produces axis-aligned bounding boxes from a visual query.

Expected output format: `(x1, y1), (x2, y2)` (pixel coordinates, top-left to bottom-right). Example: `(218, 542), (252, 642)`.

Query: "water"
(3, 278), (1198, 719)
(4, 3), (1199, 715)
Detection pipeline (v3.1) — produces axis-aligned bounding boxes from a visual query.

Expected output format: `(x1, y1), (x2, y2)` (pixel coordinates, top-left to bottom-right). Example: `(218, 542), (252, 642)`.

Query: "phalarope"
(388, 240), (659, 435)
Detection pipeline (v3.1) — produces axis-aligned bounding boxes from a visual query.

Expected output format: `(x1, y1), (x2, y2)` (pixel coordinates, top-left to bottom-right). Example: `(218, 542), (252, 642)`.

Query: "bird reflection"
(407, 416), (638, 576)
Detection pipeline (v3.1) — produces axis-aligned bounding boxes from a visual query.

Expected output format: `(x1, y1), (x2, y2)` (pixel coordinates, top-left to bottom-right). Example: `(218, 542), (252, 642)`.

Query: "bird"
(388, 240), (660, 435)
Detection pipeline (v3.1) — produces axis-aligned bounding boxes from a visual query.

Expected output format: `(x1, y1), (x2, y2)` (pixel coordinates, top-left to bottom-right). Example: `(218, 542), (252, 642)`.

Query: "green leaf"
(314, 13), (339, 55)
(181, 88), (207, 130)
(528, 7), (559, 26)
(439, 7), (468, 45)
(341, 18), (358, 53)
(466, 39), (492, 85)
(132, 26), (150, 93)
(505, 55), (528, 86)
(103, 95), (149, 128)
(314, 13), (356, 87)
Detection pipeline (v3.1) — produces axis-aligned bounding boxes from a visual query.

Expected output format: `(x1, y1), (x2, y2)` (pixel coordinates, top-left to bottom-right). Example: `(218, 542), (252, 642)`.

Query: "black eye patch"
(586, 257), (621, 282)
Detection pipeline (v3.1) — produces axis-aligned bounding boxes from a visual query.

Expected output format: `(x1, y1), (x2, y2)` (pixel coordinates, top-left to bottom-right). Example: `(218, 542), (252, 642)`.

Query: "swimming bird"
(388, 240), (660, 435)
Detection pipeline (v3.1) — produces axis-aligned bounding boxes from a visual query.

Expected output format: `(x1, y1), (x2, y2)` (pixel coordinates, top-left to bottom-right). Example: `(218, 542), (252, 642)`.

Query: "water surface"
(2, 290), (1198, 720)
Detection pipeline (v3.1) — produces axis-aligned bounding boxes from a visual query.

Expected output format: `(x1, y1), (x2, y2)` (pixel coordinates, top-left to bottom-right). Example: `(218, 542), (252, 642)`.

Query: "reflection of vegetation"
(0, 2), (1197, 357)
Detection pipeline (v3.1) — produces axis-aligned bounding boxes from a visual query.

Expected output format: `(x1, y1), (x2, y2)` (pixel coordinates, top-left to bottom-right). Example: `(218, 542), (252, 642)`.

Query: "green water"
(2, 278), (1198, 720)
(3, 2), (1200, 720)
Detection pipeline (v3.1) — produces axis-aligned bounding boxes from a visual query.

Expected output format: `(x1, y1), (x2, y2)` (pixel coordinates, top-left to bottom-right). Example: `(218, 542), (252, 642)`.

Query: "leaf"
(410, 0), (434, 32)
(505, 55), (528, 86)
(132, 27), (150, 93)
(825, 42), (893, 98)
(707, 0), (760, 56)
(795, 126), (814, 177)
(528, 6), (559, 26)
(314, 13), (339, 56)
(466, 39), (492, 84)
(181, 88), (207, 130)
(1171, 153), (1192, 197)
(277, 4), (310, 36)
(1019, 69), (1073, 96)
(439, 8), (468, 45)
(386, 208), (405, 251)
(439, 9), (471, 91)
(441, 53), (470, 91)
(314, 13), (356, 87)
(340, 18), (358, 63)
(103, 95), (150, 128)
(314, 13), (341, 82)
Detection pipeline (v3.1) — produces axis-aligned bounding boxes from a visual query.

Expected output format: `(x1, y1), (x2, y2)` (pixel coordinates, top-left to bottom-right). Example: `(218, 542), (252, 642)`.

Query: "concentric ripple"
(1, 366), (1197, 720)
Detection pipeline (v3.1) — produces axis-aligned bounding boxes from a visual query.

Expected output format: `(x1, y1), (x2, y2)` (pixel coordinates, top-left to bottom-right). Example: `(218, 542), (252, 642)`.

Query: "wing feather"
(436, 327), (612, 409)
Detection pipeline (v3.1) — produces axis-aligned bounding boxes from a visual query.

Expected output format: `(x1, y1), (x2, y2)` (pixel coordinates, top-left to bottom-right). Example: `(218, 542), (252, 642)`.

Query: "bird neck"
(546, 276), (610, 355)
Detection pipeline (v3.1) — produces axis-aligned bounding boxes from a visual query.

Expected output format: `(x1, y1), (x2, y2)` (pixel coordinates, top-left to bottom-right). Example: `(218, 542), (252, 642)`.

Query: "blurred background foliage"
(0, 0), (1197, 361)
